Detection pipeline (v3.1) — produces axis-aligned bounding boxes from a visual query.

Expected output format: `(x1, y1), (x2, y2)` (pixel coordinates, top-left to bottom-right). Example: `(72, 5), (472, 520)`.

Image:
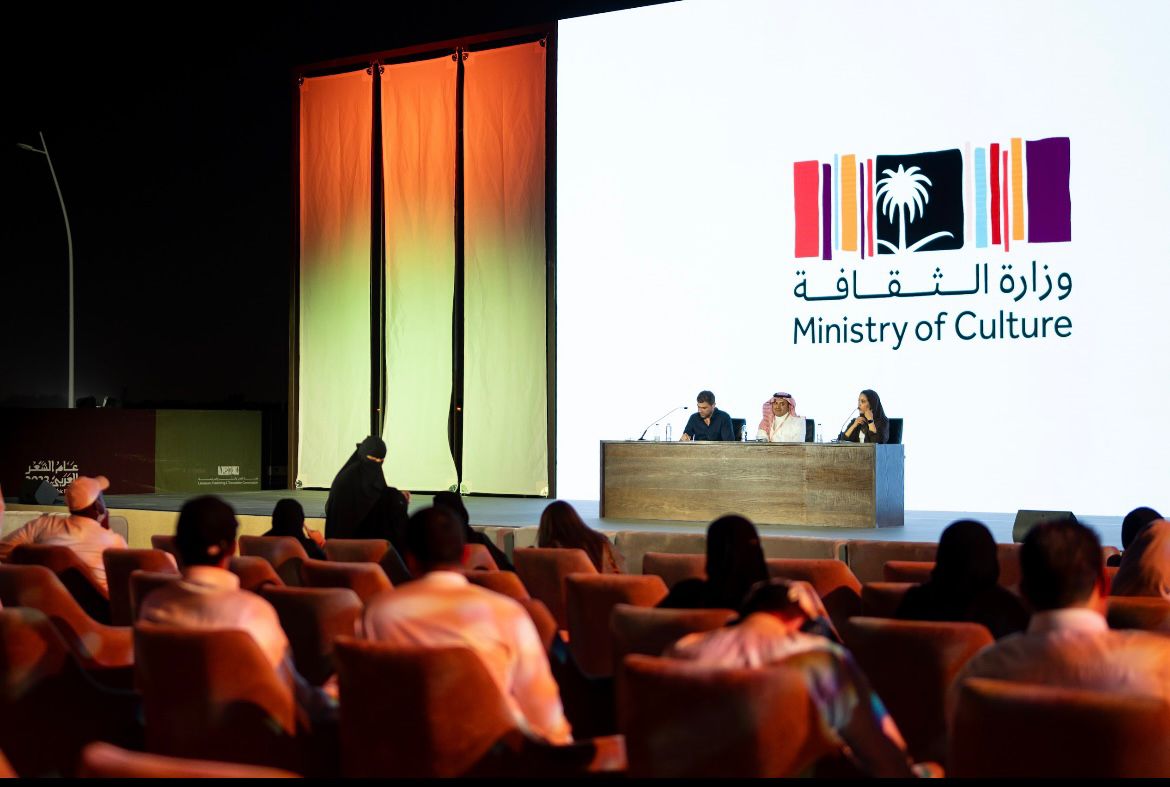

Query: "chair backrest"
(333, 639), (518, 778)
(765, 558), (863, 626)
(950, 677), (1170, 778)
(887, 417), (903, 444)
(518, 598), (558, 652)
(463, 543), (499, 572)
(323, 539), (389, 563)
(0, 608), (139, 777)
(860, 581), (914, 618)
(841, 616), (993, 763)
(103, 549), (178, 626)
(465, 570), (530, 601)
(730, 417), (746, 439)
(1104, 564), (1120, 593)
(134, 623), (297, 769)
(804, 419), (815, 442)
(149, 535), (180, 562)
(237, 536), (308, 586)
(641, 552), (706, 588)
(79, 742), (301, 779)
(610, 604), (735, 667)
(300, 559), (392, 604)
(843, 540), (938, 584)
(618, 654), (829, 777)
(227, 556), (283, 592)
(0, 564), (132, 669)
(9, 544), (111, 624)
(1106, 596), (1170, 632)
(513, 548), (598, 629)
(258, 585), (363, 685)
(883, 560), (934, 584)
(378, 546), (412, 585)
(128, 570), (182, 623)
(565, 574), (669, 678)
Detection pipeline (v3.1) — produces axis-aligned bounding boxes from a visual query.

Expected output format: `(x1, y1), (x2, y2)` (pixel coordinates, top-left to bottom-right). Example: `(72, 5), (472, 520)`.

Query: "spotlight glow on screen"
(557, 0), (1170, 516)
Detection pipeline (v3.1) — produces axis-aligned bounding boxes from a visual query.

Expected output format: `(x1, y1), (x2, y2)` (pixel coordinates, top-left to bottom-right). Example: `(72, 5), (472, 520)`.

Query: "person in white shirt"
(0, 475), (127, 592)
(757, 392), (807, 442)
(363, 507), (572, 745)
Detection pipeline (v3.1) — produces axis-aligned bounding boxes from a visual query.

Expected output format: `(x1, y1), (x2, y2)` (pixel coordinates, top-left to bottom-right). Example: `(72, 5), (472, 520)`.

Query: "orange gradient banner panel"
(298, 69), (373, 488)
(462, 42), (549, 495)
(380, 56), (459, 492)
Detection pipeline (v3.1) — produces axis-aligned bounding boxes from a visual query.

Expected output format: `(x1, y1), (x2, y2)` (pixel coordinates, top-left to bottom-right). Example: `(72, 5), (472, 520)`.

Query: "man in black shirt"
(682, 390), (735, 441)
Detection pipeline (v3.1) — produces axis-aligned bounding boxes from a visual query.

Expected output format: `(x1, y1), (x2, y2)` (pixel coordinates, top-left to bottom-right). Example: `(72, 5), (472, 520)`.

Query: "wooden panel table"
(600, 441), (904, 528)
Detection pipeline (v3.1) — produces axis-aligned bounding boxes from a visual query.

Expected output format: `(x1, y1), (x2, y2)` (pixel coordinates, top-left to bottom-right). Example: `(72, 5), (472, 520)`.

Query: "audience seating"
(883, 560), (934, 584)
(0, 608), (140, 777)
(471, 526), (514, 560)
(519, 599), (559, 652)
(564, 574), (669, 679)
(465, 569), (529, 600)
(128, 571), (182, 623)
(463, 543), (499, 572)
(610, 604), (735, 668)
(615, 532), (847, 579)
(333, 640), (626, 778)
(323, 539), (389, 563)
(0, 565), (132, 671)
(134, 623), (298, 770)
(300, 559), (391, 604)
(641, 552), (705, 589)
(258, 586), (363, 686)
(378, 546), (412, 585)
(1104, 564), (1119, 592)
(149, 535), (180, 563)
(238, 536), (308, 586)
(102, 549), (178, 626)
(1106, 596), (1170, 632)
(618, 654), (831, 777)
(513, 548), (598, 630)
(79, 742), (301, 779)
(8, 544), (111, 625)
(841, 541), (939, 584)
(227, 556), (283, 592)
(0, 750), (13, 778)
(841, 617), (993, 763)
(950, 677), (1170, 778)
(764, 558), (862, 627)
(860, 582), (914, 618)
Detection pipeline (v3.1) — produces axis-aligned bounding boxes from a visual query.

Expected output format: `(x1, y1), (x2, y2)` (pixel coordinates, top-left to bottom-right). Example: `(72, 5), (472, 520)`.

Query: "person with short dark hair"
(681, 390), (735, 441)
(947, 518), (1170, 724)
(895, 520), (1029, 639)
(1106, 506), (1163, 567)
(659, 515), (769, 609)
(838, 389), (889, 444)
(537, 500), (623, 573)
(263, 498), (326, 561)
(1110, 517), (1170, 599)
(433, 491), (515, 572)
(363, 507), (572, 744)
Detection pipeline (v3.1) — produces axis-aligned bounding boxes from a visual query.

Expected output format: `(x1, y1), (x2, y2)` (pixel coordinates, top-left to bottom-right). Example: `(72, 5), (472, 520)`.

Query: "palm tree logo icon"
(875, 164), (955, 254)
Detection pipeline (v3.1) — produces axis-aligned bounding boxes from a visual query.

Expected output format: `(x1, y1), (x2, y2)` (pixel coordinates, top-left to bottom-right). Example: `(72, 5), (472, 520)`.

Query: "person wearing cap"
(757, 392), (806, 442)
(0, 475), (127, 592)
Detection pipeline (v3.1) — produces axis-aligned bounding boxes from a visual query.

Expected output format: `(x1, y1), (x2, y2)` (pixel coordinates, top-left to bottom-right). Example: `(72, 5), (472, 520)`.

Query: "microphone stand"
(638, 406), (689, 441)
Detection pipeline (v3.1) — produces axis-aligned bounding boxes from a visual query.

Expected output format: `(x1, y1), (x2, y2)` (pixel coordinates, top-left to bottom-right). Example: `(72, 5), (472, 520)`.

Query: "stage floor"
(77, 490), (1124, 548)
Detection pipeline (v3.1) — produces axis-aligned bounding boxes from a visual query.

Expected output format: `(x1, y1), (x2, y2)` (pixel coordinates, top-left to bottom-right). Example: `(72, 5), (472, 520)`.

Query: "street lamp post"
(18, 131), (74, 408)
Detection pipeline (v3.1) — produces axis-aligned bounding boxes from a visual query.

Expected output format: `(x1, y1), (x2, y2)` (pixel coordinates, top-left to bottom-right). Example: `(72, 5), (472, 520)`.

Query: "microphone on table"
(837, 408), (860, 440)
(638, 406), (689, 441)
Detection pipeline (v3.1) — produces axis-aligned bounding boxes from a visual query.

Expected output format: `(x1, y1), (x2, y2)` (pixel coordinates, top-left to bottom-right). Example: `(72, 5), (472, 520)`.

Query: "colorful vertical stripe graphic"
(821, 163), (832, 261)
(1025, 137), (1072, 243)
(974, 147), (988, 248)
(1010, 138), (1025, 242)
(840, 154), (858, 252)
(833, 154), (840, 251)
(1002, 149), (1010, 253)
(990, 143), (1001, 245)
(793, 161), (820, 258)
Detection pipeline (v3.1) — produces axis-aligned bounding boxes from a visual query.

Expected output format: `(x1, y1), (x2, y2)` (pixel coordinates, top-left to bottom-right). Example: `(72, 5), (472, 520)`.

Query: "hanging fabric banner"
(297, 69), (373, 488)
(380, 56), (459, 491)
(462, 42), (549, 495)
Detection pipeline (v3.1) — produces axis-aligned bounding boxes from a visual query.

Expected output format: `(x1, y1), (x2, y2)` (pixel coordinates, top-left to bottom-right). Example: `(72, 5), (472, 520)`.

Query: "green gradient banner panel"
(155, 410), (261, 492)
(380, 56), (459, 491)
(298, 70), (373, 488)
(462, 42), (549, 495)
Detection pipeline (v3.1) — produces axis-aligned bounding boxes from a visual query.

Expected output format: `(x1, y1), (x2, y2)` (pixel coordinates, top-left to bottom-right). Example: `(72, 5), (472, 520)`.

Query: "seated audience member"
(947, 518), (1170, 723)
(1106, 506), (1163, 567)
(140, 496), (334, 716)
(363, 507), (572, 744)
(757, 392), (806, 442)
(658, 515), (769, 610)
(263, 498), (326, 561)
(895, 520), (1029, 639)
(433, 491), (514, 572)
(0, 475), (126, 592)
(681, 390), (735, 442)
(1110, 517), (1170, 599)
(536, 500), (623, 574)
(324, 436), (411, 541)
(666, 579), (918, 778)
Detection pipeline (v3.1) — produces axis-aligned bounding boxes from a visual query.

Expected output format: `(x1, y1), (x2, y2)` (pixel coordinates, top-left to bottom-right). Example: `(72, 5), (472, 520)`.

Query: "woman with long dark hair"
(658, 515), (770, 610)
(537, 500), (623, 573)
(839, 389), (889, 444)
(264, 498), (327, 560)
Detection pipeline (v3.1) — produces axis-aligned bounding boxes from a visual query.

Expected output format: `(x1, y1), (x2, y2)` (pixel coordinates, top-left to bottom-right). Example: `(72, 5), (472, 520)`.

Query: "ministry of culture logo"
(793, 137), (1071, 260)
